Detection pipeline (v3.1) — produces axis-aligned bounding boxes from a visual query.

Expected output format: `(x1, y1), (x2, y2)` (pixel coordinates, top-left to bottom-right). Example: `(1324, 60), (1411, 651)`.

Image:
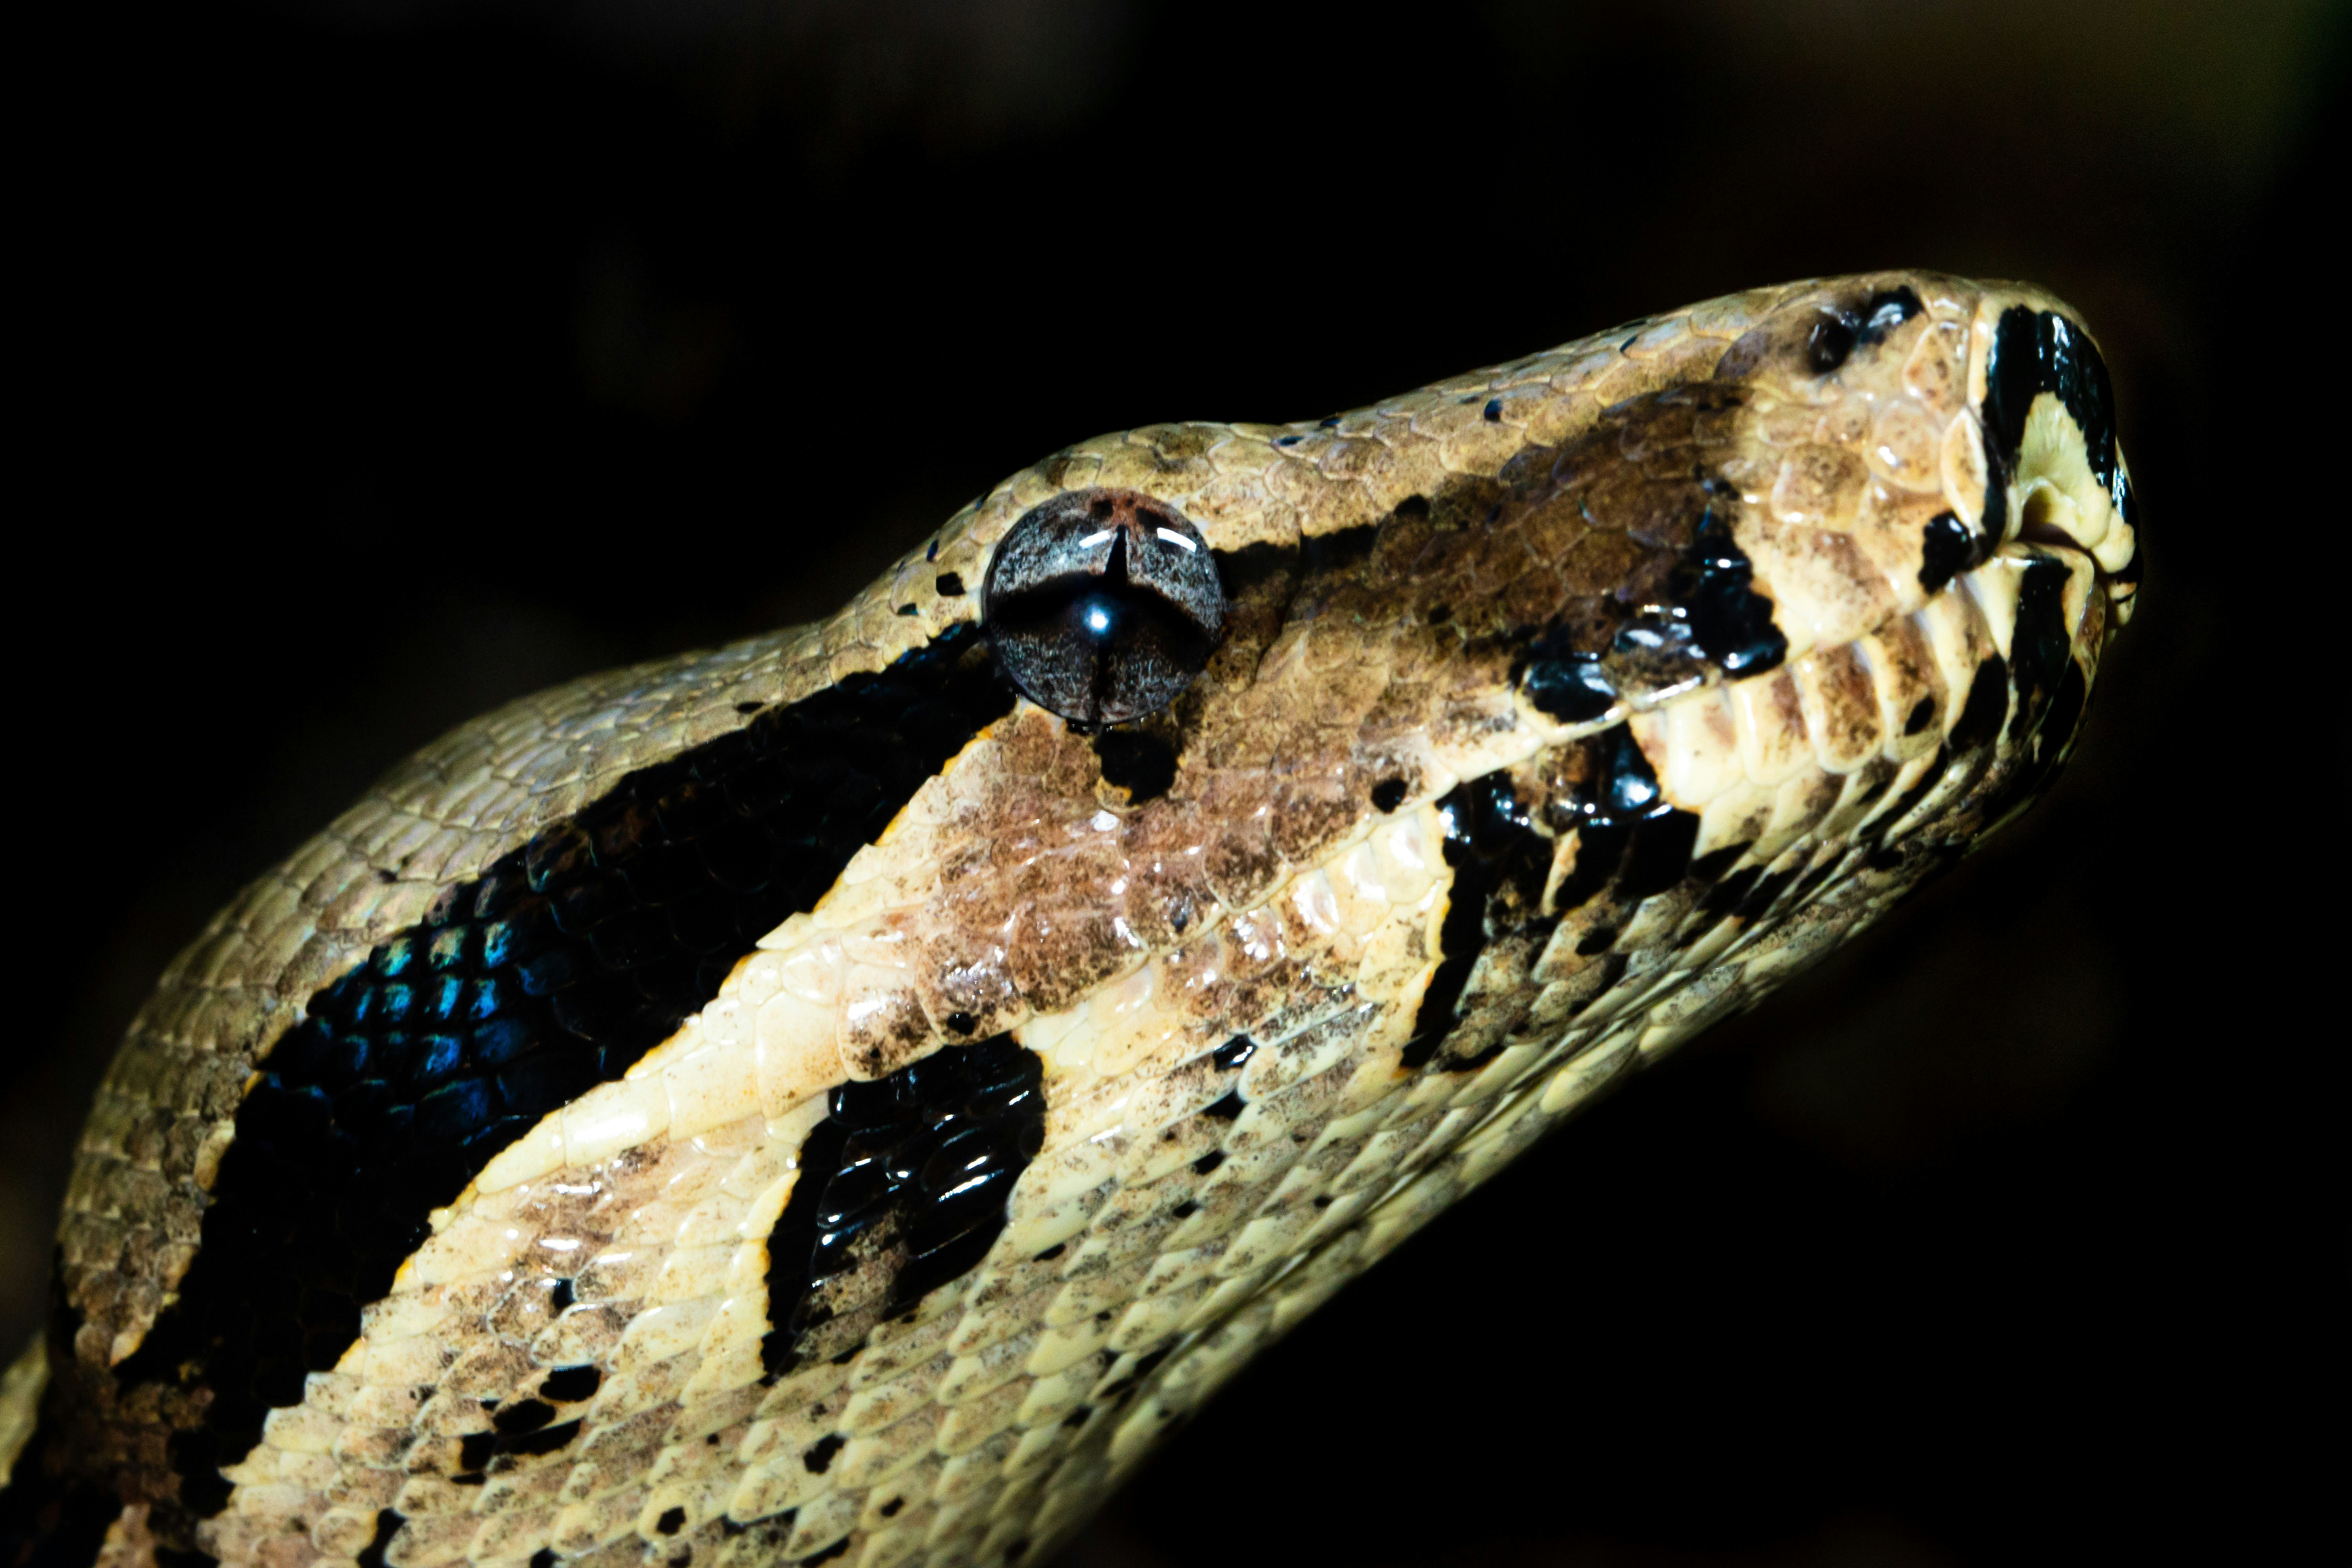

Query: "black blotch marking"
(1806, 309), (1857, 374)
(1947, 657), (2010, 754)
(1033, 1243), (1065, 1262)
(935, 572), (966, 597)
(490, 1399), (554, 1435)
(1680, 860), (1768, 949)
(1170, 1201), (1200, 1219)
(1980, 305), (2122, 530)
(1980, 434), (2011, 539)
(760, 1035), (1046, 1379)
(1549, 818), (1628, 916)
(926, 539), (938, 562)
(1401, 772), (1558, 1071)
(894, 604), (918, 617)
(1201, 1091), (1245, 1121)
(1918, 510), (1980, 594)
(734, 701), (765, 715)
(802, 1434), (846, 1475)
(1857, 287), (1923, 343)
(375, 866), (397, 884)
(538, 1364), (600, 1403)
(1985, 305), (2041, 458)
(1788, 857), (1844, 910)
(942, 1011), (978, 1036)
(1093, 728), (1179, 804)
(548, 1278), (575, 1314)
(1276, 434), (1301, 446)
(1542, 725), (1706, 947)
(1449, 1040), (1508, 1074)
(1482, 398), (1503, 421)
(120, 625), (1017, 1513)
(500, 1419), (582, 1459)
(1676, 507), (1786, 677)
(1985, 657), (2092, 822)
(1621, 814), (1706, 900)
(1698, 864), (1763, 918)
(1555, 488), (1786, 689)
(1881, 745), (1951, 833)
(1062, 1406), (1094, 1428)
(1191, 1151), (1224, 1176)
(531, 1550), (559, 1568)
(356, 1510), (404, 1568)
(1370, 777), (1408, 813)
(2006, 557), (2074, 742)
(1300, 523), (1380, 575)
(1905, 696), (1936, 737)
(1514, 632), (1618, 722)
(1318, 416), (1341, 428)
(1687, 842), (1750, 884)
(1211, 1035), (1256, 1071)
(880, 1497), (906, 1517)
(799, 1538), (851, 1565)
(1395, 494), (1430, 521)
(657, 1508), (686, 1536)
(457, 1432), (494, 1473)
(721, 1519), (748, 1537)
(1731, 864), (1801, 922)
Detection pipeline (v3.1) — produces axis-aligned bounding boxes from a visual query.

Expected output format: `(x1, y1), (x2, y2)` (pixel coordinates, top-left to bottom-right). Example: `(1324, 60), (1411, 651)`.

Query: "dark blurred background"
(12, 1), (2343, 1563)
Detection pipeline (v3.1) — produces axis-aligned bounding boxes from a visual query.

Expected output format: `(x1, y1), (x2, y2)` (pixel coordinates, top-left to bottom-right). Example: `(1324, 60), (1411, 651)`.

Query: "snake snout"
(1977, 298), (2140, 619)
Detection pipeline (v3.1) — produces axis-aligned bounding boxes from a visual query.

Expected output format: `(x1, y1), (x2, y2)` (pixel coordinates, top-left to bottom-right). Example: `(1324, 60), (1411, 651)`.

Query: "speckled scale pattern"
(1, 272), (2135, 1568)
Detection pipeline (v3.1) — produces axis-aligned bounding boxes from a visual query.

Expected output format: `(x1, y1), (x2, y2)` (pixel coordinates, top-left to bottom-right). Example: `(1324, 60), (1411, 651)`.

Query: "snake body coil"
(1, 272), (2137, 1568)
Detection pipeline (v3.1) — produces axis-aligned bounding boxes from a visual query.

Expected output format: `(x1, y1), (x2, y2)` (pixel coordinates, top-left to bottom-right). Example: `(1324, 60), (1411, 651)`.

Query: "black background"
(10, 2), (2342, 1564)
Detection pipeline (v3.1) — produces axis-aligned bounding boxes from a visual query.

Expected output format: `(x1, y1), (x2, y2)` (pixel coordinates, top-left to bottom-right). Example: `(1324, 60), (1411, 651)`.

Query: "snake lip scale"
(1, 271), (2135, 1568)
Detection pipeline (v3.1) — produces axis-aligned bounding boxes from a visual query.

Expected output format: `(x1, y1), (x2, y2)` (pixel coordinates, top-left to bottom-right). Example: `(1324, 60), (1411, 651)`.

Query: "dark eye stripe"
(111, 624), (1016, 1518)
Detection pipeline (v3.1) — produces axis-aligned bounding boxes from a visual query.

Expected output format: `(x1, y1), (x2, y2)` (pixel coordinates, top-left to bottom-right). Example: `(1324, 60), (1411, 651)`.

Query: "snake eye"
(982, 488), (1226, 727)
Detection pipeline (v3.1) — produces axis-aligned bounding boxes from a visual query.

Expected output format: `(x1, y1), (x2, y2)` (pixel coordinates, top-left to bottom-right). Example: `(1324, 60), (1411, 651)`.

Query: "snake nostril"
(2017, 487), (2076, 550)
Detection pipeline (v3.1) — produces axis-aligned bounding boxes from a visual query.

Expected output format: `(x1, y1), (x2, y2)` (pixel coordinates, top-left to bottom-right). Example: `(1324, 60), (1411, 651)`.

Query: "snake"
(0, 270), (2138, 1568)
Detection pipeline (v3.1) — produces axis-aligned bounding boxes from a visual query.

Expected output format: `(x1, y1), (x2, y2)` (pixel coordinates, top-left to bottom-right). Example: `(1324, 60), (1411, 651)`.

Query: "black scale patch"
(1918, 510), (1985, 594)
(761, 1034), (1045, 1377)
(108, 625), (1017, 1519)
(1400, 773), (1557, 1071)
(1512, 395), (1788, 724)
(1401, 728), (1715, 1072)
(1980, 305), (2128, 543)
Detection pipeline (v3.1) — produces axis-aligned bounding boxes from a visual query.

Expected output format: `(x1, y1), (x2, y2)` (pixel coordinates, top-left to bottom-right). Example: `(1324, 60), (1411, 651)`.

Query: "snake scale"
(0, 271), (2138, 1568)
